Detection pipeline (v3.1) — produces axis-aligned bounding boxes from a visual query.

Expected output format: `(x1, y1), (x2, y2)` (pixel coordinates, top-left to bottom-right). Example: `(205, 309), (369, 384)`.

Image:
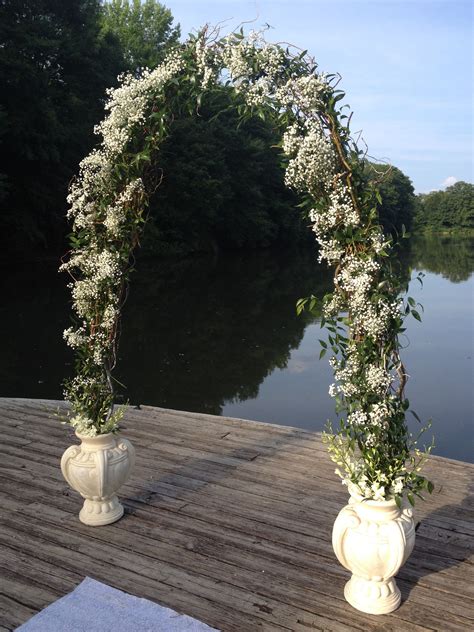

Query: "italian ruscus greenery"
(61, 27), (433, 504)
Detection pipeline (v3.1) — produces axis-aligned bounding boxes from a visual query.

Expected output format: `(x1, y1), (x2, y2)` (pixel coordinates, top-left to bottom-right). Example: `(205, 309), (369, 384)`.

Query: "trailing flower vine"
(61, 27), (432, 504)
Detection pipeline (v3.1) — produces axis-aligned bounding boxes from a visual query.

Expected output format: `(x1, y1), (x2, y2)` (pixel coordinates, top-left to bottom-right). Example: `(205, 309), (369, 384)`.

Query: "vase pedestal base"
(344, 576), (401, 614)
(79, 495), (124, 526)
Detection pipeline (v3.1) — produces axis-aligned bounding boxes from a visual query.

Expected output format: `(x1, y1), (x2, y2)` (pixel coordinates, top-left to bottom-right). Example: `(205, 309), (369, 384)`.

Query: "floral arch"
(61, 29), (431, 504)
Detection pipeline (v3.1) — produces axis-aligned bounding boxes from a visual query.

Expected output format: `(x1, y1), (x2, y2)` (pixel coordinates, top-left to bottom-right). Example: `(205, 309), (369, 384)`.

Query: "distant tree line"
(413, 181), (474, 233)
(365, 166), (473, 237)
(0, 0), (471, 258)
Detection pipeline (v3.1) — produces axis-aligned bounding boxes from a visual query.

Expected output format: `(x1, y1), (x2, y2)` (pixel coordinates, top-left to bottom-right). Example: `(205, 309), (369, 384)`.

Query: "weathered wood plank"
(0, 397), (472, 632)
(0, 519), (283, 632)
(0, 593), (36, 631)
(16, 497), (473, 621)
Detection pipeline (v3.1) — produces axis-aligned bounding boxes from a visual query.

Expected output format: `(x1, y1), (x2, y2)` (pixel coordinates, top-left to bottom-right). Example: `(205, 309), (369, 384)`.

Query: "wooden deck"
(0, 398), (472, 631)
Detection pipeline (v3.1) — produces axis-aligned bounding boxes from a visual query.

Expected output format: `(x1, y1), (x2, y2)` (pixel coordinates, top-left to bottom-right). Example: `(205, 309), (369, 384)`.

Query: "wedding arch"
(61, 28), (432, 505)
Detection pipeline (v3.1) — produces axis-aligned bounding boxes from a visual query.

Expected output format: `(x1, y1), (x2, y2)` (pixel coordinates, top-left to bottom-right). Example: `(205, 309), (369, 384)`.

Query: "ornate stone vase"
(61, 432), (135, 526)
(332, 489), (415, 614)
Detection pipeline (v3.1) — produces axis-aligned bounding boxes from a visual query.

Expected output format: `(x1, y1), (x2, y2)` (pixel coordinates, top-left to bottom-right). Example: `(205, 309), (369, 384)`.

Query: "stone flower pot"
(332, 490), (415, 614)
(61, 432), (135, 526)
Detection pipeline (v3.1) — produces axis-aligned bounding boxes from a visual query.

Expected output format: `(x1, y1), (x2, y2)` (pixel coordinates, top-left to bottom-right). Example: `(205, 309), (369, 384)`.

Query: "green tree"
(101, 0), (180, 72)
(368, 163), (417, 235)
(414, 181), (474, 232)
(0, 0), (124, 251)
(142, 87), (305, 256)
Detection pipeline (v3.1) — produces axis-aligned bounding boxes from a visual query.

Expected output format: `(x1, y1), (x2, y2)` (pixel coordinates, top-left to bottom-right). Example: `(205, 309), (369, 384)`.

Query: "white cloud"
(286, 358), (311, 374)
(442, 176), (458, 188)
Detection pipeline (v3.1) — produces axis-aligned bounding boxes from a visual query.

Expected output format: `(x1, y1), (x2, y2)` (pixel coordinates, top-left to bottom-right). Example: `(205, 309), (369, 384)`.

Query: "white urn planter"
(61, 432), (135, 526)
(332, 489), (415, 614)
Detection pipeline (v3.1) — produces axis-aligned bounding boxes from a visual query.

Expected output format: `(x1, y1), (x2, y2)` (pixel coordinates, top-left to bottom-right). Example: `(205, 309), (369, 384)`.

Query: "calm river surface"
(2, 235), (473, 461)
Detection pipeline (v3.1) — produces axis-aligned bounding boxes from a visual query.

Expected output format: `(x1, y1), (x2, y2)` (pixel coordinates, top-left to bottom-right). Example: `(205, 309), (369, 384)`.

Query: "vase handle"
(332, 504), (361, 570)
(60, 445), (80, 489)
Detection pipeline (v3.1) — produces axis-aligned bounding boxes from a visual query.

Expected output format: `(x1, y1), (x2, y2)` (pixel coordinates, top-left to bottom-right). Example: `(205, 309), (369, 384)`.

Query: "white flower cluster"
(69, 414), (98, 437)
(323, 293), (344, 317)
(359, 477), (386, 501)
(317, 238), (345, 264)
(330, 348), (394, 438)
(61, 246), (122, 366)
(335, 461), (390, 501)
(330, 354), (361, 398)
(333, 252), (401, 339)
(369, 401), (390, 429)
(195, 38), (217, 89)
(97, 50), (185, 157)
(245, 77), (272, 106)
(312, 180), (359, 235)
(62, 247), (121, 288)
(276, 75), (327, 111)
(366, 364), (393, 394)
(390, 477), (405, 496)
(283, 120), (335, 193)
(347, 410), (368, 426)
(337, 254), (380, 298)
(336, 467), (407, 501)
(371, 229), (389, 254)
(104, 178), (145, 237)
(346, 401), (390, 432)
(258, 44), (286, 77)
(222, 38), (254, 80)
(353, 297), (401, 339)
(67, 150), (113, 229)
(63, 326), (87, 350)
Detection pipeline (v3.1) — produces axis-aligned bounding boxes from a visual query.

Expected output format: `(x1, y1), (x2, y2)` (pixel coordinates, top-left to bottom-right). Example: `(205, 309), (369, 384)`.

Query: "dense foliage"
(414, 181), (474, 233)
(101, 0), (180, 72)
(0, 0), (124, 250)
(368, 163), (417, 235)
(143, 87), (304, 256)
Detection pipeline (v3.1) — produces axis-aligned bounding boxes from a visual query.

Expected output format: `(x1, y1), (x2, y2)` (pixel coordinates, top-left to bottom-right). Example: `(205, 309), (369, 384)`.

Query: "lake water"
(2, 235), (473, 462)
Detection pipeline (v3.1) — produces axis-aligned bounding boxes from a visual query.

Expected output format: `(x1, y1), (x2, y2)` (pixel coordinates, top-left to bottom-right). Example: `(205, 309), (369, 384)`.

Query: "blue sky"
(164, 0), (473, 192)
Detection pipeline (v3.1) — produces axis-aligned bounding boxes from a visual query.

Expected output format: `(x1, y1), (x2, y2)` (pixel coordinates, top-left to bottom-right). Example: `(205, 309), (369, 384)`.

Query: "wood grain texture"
(0, 398), (472, 631)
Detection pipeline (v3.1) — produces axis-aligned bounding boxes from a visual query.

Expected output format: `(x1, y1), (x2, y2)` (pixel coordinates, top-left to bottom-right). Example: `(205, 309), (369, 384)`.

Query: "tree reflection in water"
(407, 234), (474, 283)
(117, 247), (333, 414)
(1, 235), (472, 459)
